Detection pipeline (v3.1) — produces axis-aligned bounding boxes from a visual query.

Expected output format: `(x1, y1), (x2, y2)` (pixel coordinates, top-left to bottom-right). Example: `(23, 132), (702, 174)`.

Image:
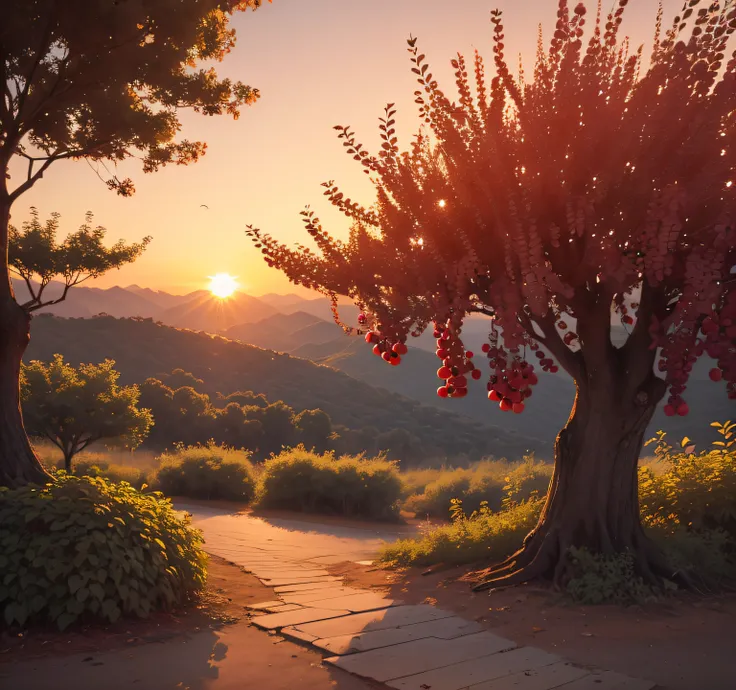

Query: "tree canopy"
(9, 208), (150, 312)
(1, 0), (269, 199)
(21, 355), (153, 470)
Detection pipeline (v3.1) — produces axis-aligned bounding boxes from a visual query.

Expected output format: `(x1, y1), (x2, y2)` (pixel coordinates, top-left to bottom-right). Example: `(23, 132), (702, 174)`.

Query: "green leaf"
(68, 574), (84, 594)
(57, 612), (77, 631)
(90, 583), (105, 601)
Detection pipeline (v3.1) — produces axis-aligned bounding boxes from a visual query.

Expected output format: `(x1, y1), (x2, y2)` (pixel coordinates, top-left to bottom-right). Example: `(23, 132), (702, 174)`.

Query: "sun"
(208, 273), (238, 299)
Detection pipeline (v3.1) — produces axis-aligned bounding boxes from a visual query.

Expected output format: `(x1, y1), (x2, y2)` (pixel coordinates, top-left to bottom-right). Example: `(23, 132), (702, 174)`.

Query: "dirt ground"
(329, 561), (736, 690)
(0, 556), (379, 690)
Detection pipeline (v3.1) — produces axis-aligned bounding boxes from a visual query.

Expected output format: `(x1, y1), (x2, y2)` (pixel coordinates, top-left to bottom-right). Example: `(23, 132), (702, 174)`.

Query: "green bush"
(153, 443), (255, 502)
(404, 456), (552, 517)
(72, 459), (149, 490)
(256, 446), (402, 520)
(565, 547), (663, 605)
(640, 423), (736, 536)
(380, 498), (543, 567)
(0, 474), (207, 631)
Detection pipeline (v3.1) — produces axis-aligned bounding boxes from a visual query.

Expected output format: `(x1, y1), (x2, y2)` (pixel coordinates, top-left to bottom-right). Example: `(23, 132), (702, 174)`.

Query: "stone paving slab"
(325, 631), (517, 682)
(462, 661), (589, 690)
(385, 647), (561, 690)
(313, 615), (485, 655)
(274, 581), (344, 594)
(252, 607), (351, 631)
(300, 592), (398, 613)
(250, 568), (331, 578)
(281, 587), (366, 604)
(281, 626), (319, 644)
(287, 605), (455, 639)
(544, 671), (655, 690)
(257, 575), (342, 587)
(246, 600), (284, 611)
(250, 602), (304, 613)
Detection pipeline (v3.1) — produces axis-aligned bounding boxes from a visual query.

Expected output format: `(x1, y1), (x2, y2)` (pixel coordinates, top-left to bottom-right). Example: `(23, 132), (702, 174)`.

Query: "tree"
(0, 0), (268, 486)
(21, 355), (153, 471)
(248, 0), (736, 588)
(293, 408), (334, 452)
(4, 211), (147, 484)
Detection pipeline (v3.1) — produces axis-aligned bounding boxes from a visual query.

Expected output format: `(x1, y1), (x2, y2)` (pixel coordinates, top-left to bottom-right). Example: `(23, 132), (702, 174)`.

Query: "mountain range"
(17, 279), (730, 452)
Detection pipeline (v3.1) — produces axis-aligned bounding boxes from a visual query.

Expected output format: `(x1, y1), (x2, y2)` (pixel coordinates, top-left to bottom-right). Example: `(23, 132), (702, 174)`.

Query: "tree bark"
(473, 372), (672, 591)
(0, 198), (51, 488)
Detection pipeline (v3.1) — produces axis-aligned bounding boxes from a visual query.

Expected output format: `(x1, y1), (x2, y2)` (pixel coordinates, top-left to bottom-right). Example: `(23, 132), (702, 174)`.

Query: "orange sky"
(9, 0), (676, 295)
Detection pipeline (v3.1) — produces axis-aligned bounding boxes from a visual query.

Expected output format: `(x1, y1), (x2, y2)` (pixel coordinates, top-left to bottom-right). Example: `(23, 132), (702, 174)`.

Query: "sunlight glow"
(438, 199), (447, 208)
(208, 273), (238, 299)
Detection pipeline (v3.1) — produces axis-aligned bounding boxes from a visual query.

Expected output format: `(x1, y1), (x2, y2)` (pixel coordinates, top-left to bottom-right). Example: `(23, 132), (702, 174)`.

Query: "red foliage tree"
(249, 0), (736, 588)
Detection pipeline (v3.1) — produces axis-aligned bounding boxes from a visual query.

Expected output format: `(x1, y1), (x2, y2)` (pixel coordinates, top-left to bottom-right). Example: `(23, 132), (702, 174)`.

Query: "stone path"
(184, 505), (656, 690)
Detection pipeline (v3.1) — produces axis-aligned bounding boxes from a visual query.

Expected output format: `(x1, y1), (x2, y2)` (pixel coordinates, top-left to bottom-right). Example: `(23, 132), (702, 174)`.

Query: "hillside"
(292, 335), (729, 448)
(156, 291), (278, 331)
(25, 315), (542, 461)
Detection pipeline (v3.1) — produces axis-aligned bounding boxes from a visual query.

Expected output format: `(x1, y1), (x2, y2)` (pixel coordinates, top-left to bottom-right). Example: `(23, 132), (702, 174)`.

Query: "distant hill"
(156, 291), (278, 332)
(26, 315), (541, 461)
(225, 311), (344, 352)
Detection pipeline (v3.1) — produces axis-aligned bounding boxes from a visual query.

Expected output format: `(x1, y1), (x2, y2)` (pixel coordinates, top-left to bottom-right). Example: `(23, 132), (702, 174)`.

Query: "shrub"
(72, 459), (149, 490)
(380, 498), (544, 567)
(404, 456), (552, 518)
(256, 446), (402, 520)
(0, 474), (207, 631)
(153, 443), (255, 502)
(565, 547), (663, 605)
(640, 423), (736, 535)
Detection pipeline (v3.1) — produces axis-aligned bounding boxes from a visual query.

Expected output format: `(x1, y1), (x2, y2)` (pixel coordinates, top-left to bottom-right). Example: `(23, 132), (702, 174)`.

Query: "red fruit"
(549, 365), (559, 374)
(365, 332), (378, 344)
(393, 342), (408, 355)
(524, 388), (533, 398)
(535, 351), (544, 359)
(499, 398), (513, 412)
(622, 315), (634, 325)
(528, 373), (539, 385)
(372, 344), (382, 356)
(664, 404), (675, 417)
(488, 389), (501, 402)
(509, 390), (522, 403)
(448, 375), (468, 388)
(436, 348), (448, 359)
(433, 330), (442, 339)
(437, 366), (452, 379)
(382, 352), (392, 362)
(390, 355), (401, 366)
(677, 403), (689, 416)
(437, 386), (449, 398)
(482, 343), (491, 353)
(453, 387), (468, 398)
(512, 402), (525, 414)
(471, 369), (482, 380)
(466, 351), (474, 358)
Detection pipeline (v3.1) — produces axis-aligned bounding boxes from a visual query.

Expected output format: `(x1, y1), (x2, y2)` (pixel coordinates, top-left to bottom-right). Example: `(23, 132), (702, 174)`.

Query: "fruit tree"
(248, 0), (735, 588)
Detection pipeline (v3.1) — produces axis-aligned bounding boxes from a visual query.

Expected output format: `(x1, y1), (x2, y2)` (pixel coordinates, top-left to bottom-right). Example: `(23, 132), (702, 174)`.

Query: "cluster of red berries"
(483, 343), (539, 413)
(434, 325), (480, 399)
(365, 330), (407, 365)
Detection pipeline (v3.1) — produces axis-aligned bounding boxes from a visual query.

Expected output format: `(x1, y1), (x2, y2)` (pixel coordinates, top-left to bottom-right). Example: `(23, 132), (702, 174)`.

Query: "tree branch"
(520, 309), (584, 380)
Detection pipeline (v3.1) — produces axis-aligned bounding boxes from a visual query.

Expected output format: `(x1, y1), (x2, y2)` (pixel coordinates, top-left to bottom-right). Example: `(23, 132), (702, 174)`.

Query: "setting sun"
(208, 273), (238, 299)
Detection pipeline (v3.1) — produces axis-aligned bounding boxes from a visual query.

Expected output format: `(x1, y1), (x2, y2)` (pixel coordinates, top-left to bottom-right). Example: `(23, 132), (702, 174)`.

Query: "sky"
(9, 0), (678, 296)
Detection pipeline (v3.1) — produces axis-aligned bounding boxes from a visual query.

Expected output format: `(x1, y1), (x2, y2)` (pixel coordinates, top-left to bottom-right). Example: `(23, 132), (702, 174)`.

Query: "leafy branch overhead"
(1, 0), (269, 199)
(9, 208), (150, 312)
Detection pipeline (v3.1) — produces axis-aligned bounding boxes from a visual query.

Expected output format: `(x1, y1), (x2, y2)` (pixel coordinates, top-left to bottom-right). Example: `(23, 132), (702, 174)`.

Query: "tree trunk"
(0, 199), (50, 488)
(474, 373), (672, 591)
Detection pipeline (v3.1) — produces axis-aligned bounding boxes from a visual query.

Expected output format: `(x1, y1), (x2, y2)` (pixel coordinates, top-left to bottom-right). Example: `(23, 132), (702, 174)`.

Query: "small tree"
(21, 355), (153, 471)
(249, 0), (736, 588)
(0, 0), (268, 486)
